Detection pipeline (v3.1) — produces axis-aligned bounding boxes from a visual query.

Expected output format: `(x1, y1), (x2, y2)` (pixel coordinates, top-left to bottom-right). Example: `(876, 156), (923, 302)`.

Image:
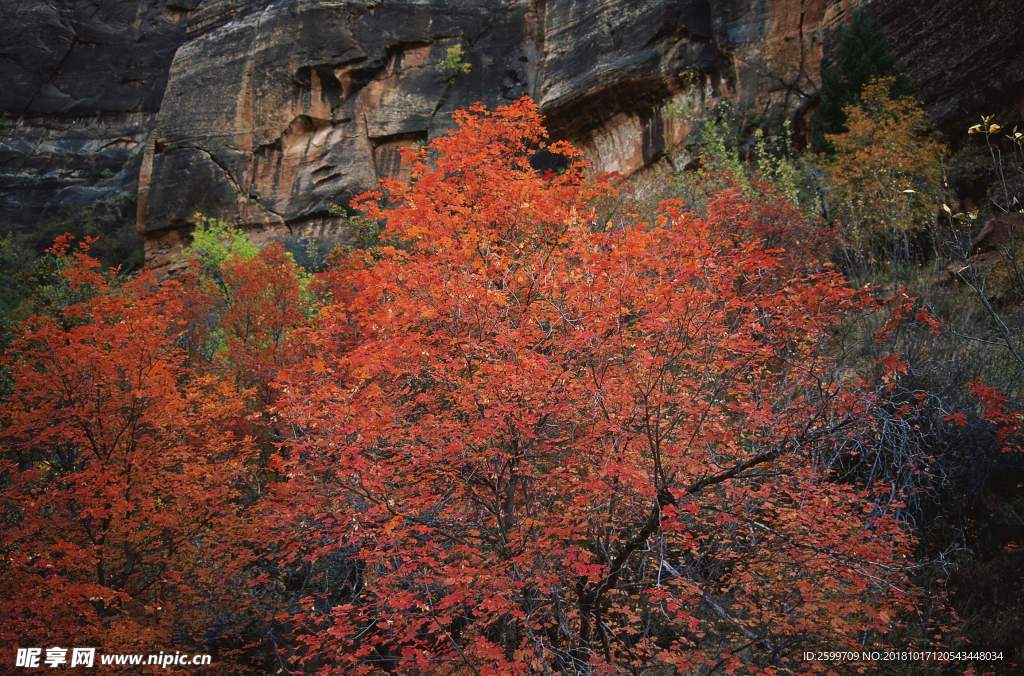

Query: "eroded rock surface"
(1, 0), (1021, 266)
(871, 0), (1024, 137)
(0, 0), (194, 246)
(136, 0), (736, 264)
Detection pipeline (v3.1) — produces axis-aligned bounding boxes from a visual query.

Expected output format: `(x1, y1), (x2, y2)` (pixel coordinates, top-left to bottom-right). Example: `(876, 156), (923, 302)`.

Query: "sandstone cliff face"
(138, 0), (537, 259)
(870, 0), (1024, 137)
(1, 0), (1021, 266)
(135, 0), (732, 263)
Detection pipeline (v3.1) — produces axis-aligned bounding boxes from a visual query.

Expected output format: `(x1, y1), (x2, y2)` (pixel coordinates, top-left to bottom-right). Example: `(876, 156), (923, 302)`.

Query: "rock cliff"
(1, 0), (1021, 266)
(0, 1), (194, 251)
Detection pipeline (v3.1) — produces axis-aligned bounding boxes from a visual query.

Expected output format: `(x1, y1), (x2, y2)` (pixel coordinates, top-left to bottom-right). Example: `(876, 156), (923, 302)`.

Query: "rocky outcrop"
(137, 0), (536, 259)
(870, 0), (1024, 137)
(134, 0), (734, 264)
(1, 0), (1021, 267)
(0, 1), (194, 247)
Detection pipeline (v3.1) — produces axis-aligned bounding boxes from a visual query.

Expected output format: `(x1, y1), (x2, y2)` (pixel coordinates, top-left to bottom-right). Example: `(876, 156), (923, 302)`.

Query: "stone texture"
(134, 0), (737, 265)
(711, 0), (854, 124)
(137, 0), (536, 263)
(870, 0), (1024, 137)
(0, 0), (194, 242)
(1, 0), (1021, 267)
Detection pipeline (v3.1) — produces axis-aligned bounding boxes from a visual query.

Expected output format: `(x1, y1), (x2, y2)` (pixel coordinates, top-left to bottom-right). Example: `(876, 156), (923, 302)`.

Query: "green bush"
(182, 214), (258, 278)
(442, 43), (471, 81)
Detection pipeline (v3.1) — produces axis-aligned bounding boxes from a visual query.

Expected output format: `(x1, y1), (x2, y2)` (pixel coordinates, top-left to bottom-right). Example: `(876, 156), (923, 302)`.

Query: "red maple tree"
(0, 237), (255, 651)
(266, 99), (922, 672)
(0, 99), (961, 672)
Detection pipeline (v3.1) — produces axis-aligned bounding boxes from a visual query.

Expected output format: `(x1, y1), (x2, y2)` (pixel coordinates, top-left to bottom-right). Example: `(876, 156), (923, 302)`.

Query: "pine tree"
(812, 11), (911, 152)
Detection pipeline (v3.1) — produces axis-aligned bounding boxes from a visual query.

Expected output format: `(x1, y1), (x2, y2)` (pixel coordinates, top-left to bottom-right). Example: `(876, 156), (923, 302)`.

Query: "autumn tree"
(0, 237), (256, 652)
(267, 99), (926, 672)
(179, 217), (307, 410)
(173, 221), (314, 664)
(824, 77), (948, 265)
(812, 10), (910, 152)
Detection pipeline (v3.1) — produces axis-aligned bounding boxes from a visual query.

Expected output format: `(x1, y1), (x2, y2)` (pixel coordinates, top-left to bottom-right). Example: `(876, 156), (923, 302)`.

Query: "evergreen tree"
(812, 11), (911, 152)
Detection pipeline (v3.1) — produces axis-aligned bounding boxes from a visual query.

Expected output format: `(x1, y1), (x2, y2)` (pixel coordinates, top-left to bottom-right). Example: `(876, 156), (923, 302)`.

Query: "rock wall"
(870, 0), (1024, 137)
(1, 0), (1021, 267)
(134, 0), (736, 264)
(0, 0), (195, 247)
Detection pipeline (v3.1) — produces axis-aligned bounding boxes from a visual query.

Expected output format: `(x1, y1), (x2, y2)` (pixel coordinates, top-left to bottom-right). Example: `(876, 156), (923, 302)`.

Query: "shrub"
(812, 10), (910, 152)
(823, 77), (948, 266)
(181, 213), (258, 278)
(442, 42), (471, 80)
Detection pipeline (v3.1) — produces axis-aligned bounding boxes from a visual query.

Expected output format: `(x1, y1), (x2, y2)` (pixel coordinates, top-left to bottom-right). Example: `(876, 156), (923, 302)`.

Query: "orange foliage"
(0, 238), (255, 651)
(180, 241), (306, 408)
(0, 99), (957, 672)
(269, 99), (922, 672)
(824, 77), (947, 254)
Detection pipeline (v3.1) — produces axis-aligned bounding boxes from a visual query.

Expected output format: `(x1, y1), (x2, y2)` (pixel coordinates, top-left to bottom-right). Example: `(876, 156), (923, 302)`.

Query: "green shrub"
(182, 214), (258, 277)
(752, 121), (824, 216)
(442, 43), (471, 81)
